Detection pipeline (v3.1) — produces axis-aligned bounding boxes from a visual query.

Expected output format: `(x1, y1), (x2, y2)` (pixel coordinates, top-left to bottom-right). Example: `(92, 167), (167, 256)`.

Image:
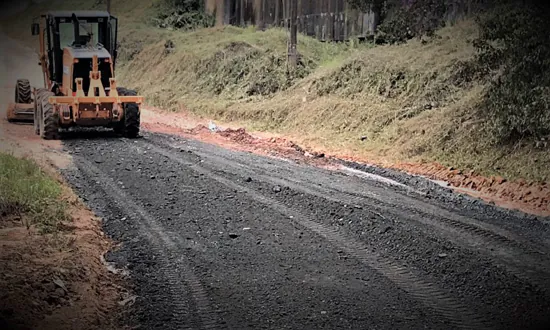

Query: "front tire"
(115, 87), (140, 138)
(33, 88), (46, 135)
(39, 90), (59, 140)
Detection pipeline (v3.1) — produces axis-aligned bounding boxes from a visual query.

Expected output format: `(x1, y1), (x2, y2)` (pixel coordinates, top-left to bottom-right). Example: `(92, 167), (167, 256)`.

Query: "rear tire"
(39, 90), (60, 140)
(15, 79), (32, 104)
(115, 87), (140, 138)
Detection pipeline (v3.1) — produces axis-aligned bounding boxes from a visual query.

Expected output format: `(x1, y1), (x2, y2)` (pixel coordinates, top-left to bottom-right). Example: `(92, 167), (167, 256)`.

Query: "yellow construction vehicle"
(7, 10), (143, 139)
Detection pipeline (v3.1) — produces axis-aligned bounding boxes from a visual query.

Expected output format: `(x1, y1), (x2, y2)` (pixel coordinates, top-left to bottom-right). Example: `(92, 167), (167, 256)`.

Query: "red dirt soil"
(141, 107), (550, 218)
(0, 177), (127, 330)
(1, 111), (126, 329)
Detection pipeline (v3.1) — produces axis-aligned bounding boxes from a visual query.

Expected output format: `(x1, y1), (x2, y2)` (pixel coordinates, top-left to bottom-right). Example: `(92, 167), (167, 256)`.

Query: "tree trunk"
(240, 0), (245, 26)
(254, 0), (263, 28)
(216, 0), (224, 26)
(275, 0), (280, 26)
(371, 2), (381, 33)
(289, 0), (298, 70)
(224, 0), (231, 25)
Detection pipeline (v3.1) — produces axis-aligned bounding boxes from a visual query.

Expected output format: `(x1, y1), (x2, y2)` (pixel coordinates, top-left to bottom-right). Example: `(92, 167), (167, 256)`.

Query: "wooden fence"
(205, 0), (378, 41)
(204, 0), (489, 42)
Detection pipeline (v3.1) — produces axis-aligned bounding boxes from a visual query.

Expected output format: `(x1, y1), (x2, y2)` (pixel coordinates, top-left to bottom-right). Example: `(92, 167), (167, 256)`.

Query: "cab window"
(59, 22), (73, 49)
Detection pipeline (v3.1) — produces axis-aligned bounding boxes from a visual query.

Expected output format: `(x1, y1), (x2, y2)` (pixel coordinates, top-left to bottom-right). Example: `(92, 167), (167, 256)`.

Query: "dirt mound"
(188, 124), (210, 135)
(218, 127), (257, 144)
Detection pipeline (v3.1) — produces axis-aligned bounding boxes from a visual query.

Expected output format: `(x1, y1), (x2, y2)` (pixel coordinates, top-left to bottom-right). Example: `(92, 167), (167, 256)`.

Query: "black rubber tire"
(33, 88), (47, 135)
(15, 79), (32, 104)
(39, 90), (60, 140)
(115, 87), (140, 138)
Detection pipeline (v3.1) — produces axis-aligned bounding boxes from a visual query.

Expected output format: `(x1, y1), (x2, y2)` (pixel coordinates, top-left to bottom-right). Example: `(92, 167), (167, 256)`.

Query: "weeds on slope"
(0, 153), (68, 233)
(471, 3), (550, 144)
(117, 26), (358, 109)
(194, 40), (314, 97)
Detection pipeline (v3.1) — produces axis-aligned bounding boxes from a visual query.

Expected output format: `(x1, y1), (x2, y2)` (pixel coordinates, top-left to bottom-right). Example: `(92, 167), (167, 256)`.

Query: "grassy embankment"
(5, 0), (549, 183)
(0, 152), (68, 233)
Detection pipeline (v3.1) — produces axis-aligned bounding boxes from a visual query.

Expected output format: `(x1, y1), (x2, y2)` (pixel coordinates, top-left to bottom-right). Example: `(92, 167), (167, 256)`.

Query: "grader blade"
(6, 103), (35, 122)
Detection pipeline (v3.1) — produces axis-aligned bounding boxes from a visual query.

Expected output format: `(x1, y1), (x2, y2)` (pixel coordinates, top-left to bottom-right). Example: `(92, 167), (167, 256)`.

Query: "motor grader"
(6, 10), (143, 139)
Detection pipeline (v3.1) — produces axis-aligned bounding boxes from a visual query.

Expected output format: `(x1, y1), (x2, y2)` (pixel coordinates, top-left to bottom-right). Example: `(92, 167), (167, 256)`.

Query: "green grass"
(0, 153), (68, 233)
(115, 24), (366, 109)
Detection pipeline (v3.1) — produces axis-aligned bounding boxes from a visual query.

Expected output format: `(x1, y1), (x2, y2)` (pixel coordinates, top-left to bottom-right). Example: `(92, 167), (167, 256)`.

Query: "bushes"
(471, 2), (550, 142)
(376, 0), (447, 44)
(154, 0), (214, 30)
(347, 0), (449, 44)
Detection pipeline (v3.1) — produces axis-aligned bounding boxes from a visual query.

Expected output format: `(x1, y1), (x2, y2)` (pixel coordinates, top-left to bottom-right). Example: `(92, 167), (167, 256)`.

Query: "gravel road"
(59, 131), (550, 330)
(2, 2), (549, 329)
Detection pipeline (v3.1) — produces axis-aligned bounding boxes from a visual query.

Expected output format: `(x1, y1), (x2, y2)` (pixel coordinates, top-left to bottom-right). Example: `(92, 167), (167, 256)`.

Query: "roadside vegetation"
(0, 152), (68, 233)
(4, 0), (550, 182)
(0, 152), (122, 329)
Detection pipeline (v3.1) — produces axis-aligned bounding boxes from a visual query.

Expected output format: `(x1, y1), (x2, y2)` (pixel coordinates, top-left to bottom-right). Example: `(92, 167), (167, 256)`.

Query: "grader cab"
(7, 10), (143, 139)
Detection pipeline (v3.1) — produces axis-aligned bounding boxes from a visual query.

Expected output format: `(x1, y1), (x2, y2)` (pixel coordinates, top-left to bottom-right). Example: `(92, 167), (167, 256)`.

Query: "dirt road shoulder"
(1, 118), (126, 329)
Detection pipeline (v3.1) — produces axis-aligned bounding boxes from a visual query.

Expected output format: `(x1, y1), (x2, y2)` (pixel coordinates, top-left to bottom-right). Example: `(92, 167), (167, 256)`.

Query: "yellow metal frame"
(35, 15), (144, 123)
(47, 55), (143, 122)
(49, 95), (143, 105)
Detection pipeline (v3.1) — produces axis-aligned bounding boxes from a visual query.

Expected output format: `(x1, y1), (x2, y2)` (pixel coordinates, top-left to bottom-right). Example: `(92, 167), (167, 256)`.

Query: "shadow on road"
(5, 120), (32, 126)
(57, 128), (144, 141)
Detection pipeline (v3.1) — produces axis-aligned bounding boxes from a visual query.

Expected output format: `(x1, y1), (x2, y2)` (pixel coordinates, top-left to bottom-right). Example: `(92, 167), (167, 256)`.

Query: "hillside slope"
(5, 0), (549, 186)
(118, 12), (548, 184)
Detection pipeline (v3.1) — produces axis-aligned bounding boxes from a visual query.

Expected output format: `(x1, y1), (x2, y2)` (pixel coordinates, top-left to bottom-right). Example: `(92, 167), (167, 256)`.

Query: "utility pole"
(107, 0), (111, 13)
(288, 0), (298, 70)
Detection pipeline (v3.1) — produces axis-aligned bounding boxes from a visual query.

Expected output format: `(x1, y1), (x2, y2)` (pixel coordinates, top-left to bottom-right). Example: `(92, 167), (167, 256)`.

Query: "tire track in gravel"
(141, 136), (550, 293)
(150, 134), (545, 249)
(188, 139), (547, 254)
(171, 143), (550, 292)
(74, 156), (221, 330)
(67, 137), (454, 329)
(132, 140), (494, 330)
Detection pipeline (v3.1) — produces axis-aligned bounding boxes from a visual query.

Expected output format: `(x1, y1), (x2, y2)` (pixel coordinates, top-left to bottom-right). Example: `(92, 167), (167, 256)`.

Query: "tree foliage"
(346, 0), (448, 44)
(154, 0), (214, 30)
(346, 0), (386, 12)
(472, 2), (550, 142)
